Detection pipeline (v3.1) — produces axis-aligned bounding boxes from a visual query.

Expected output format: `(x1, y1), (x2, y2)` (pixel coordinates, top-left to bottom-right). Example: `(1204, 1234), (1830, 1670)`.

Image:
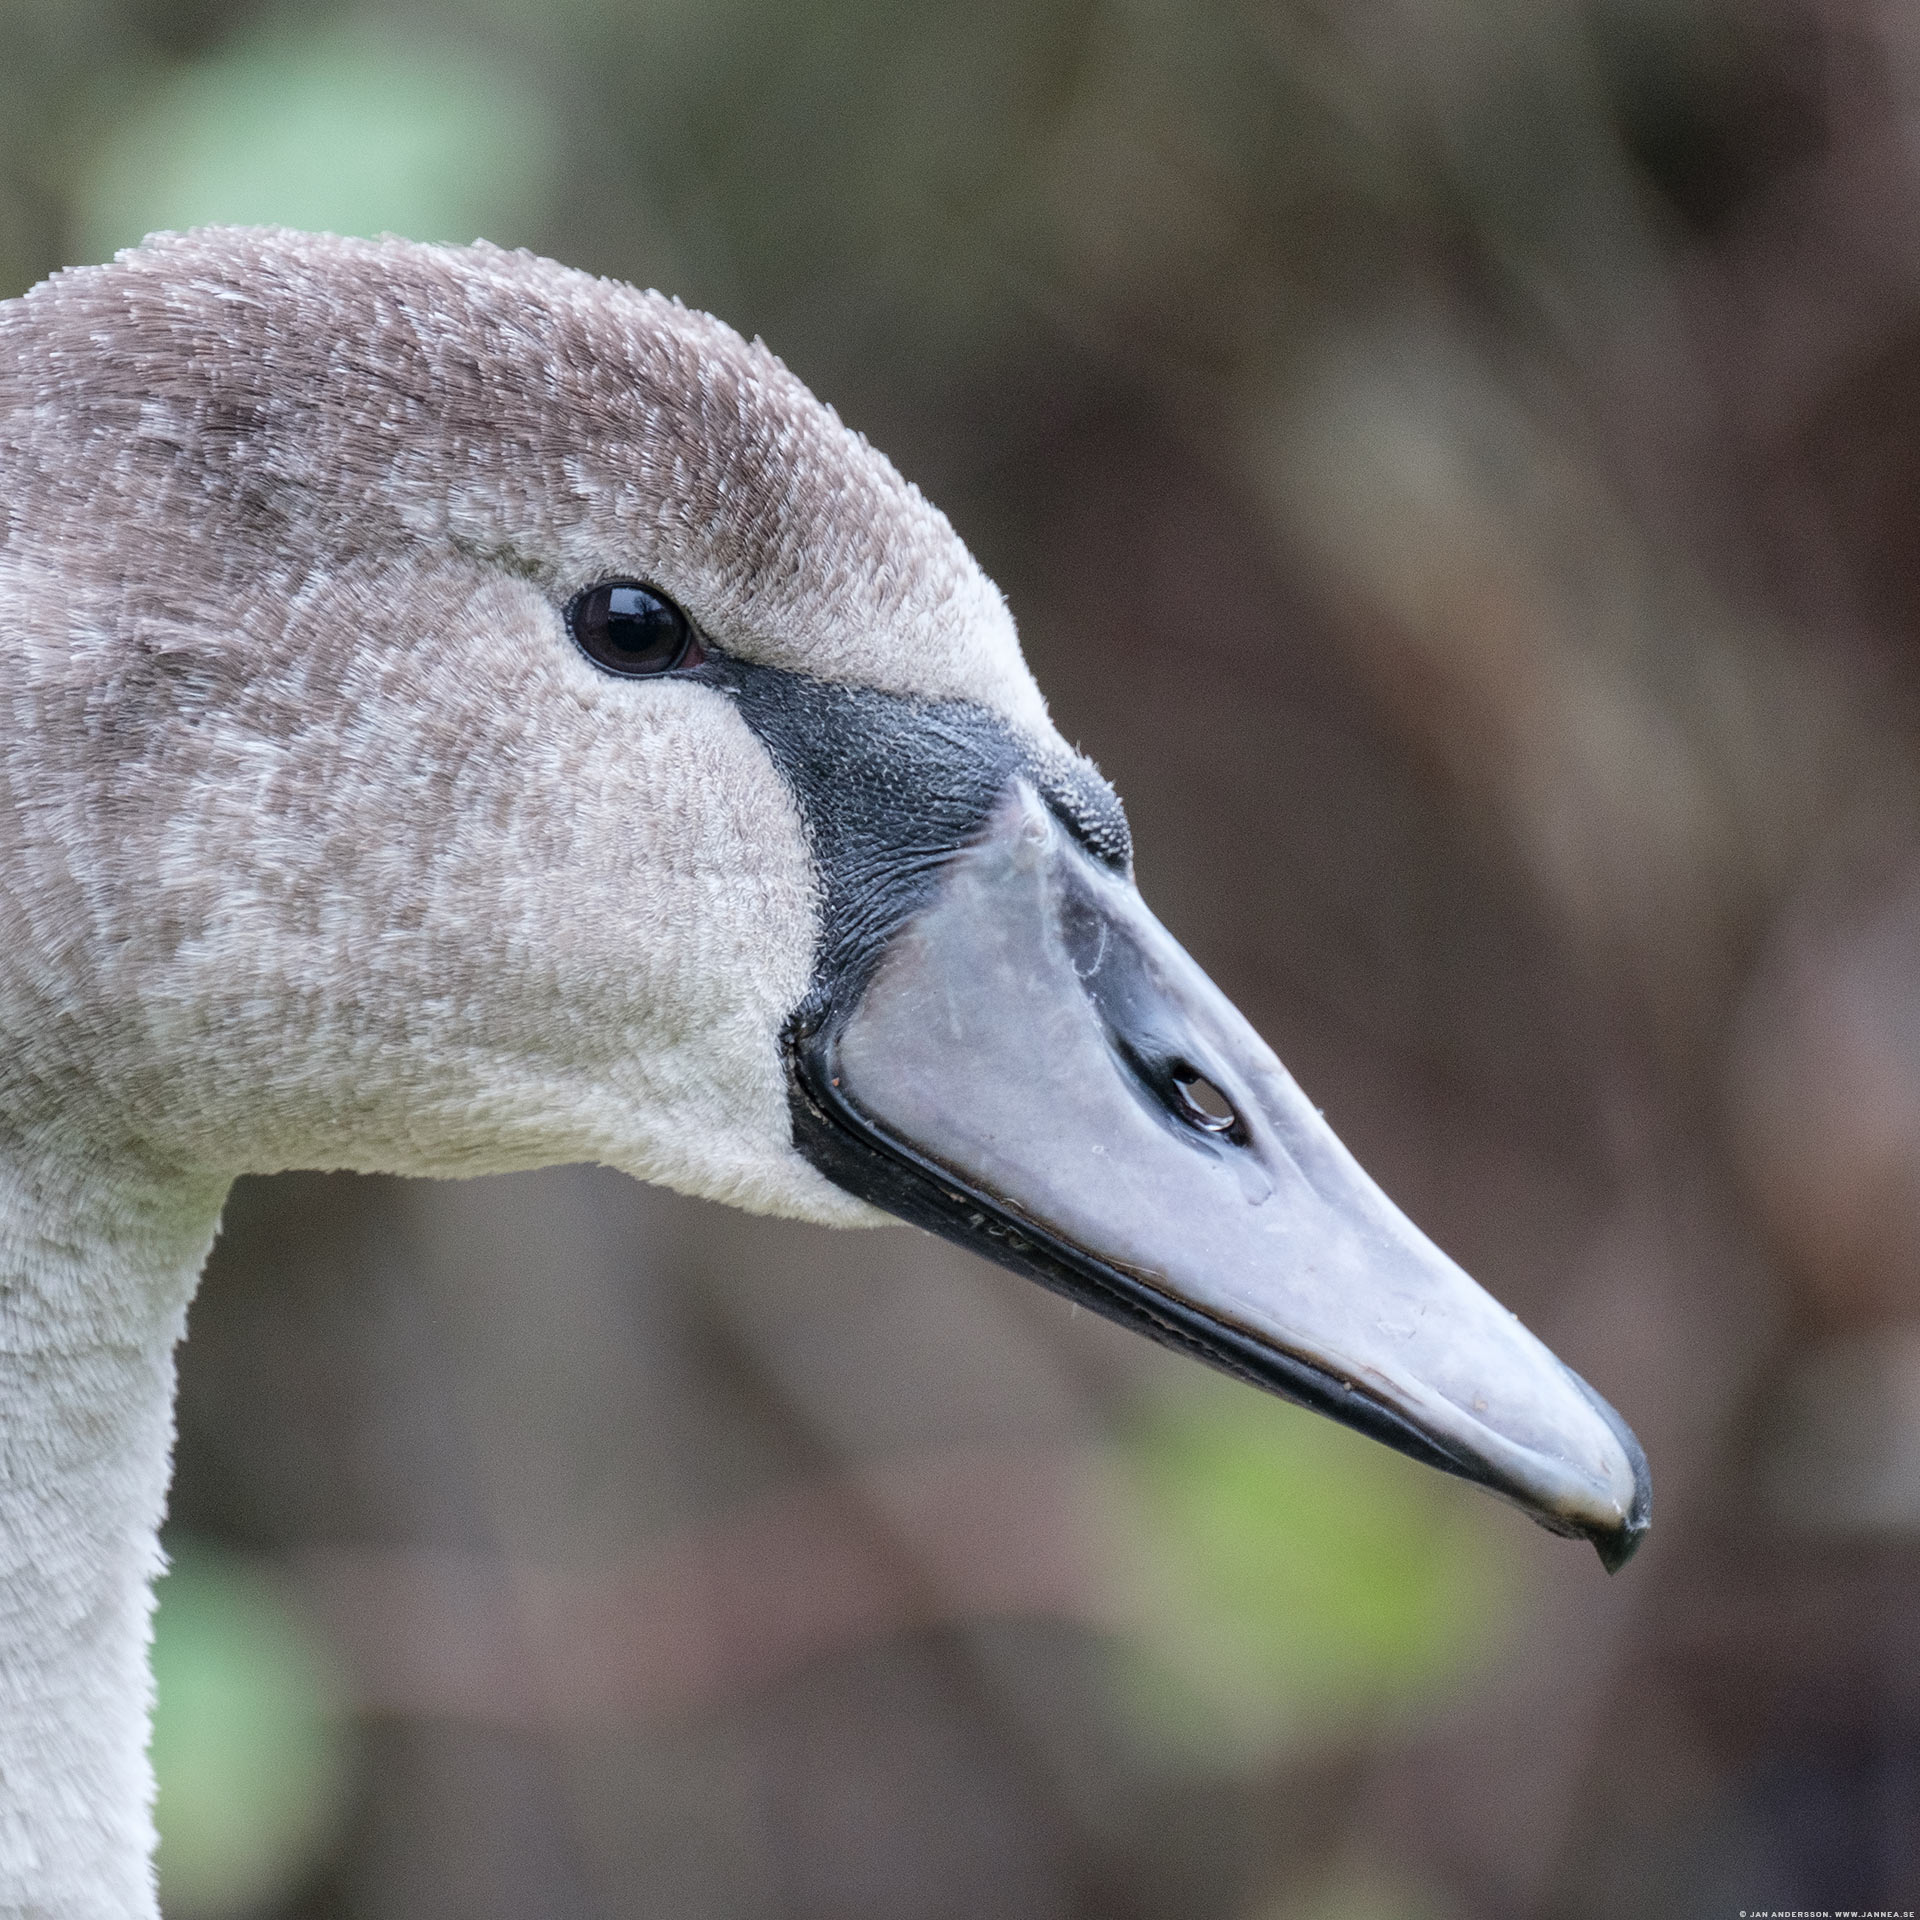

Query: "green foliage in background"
(1118, 1382), (1517, 1765)
(150, 1539), (353, 1919)
(75, 21), (556, 265)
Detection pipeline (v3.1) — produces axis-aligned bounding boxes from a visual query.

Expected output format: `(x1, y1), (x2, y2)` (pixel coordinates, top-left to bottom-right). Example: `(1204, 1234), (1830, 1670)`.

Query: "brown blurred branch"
(298, 1447), (1122, 1729)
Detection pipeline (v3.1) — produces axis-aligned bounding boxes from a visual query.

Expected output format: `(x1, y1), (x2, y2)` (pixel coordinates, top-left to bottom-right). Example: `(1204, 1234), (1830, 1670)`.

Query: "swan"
(0, 227), (1649, 1918)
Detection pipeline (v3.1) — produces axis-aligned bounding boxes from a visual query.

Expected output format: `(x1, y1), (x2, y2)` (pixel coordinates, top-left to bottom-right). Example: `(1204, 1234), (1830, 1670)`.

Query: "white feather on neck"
(0, 1140), (225, 1919)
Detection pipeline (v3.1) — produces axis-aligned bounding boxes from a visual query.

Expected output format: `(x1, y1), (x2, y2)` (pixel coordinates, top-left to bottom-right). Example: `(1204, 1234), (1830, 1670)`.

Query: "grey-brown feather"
(0, 229), (1032, 708)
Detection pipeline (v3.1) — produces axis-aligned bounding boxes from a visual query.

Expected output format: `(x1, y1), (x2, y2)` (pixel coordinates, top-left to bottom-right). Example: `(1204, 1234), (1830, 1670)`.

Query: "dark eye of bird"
(567, 580), (704, 677)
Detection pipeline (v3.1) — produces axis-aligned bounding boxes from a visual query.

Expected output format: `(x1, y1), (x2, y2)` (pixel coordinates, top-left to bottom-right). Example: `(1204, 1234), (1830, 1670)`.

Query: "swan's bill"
(789, 781), (1651, 1572)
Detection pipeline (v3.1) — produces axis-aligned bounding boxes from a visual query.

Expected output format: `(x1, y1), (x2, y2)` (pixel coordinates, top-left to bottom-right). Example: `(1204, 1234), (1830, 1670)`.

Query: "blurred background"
(4, 0), (1917, 1913)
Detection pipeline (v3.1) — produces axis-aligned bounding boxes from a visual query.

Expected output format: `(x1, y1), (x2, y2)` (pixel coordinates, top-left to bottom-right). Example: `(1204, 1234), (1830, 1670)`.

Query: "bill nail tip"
(1594, 1513), (1650, 1574)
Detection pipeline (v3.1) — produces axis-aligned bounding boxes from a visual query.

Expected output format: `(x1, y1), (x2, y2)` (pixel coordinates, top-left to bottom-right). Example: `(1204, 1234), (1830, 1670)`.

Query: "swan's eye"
(567, 580), (704, 677)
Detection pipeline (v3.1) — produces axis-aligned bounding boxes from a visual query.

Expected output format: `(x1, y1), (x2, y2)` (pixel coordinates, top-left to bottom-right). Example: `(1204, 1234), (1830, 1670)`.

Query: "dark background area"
(5, 0), (1918, 1914)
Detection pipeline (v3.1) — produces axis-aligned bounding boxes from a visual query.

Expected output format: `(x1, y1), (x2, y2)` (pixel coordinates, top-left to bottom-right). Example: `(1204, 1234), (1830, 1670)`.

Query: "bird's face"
(0, 230), (1648, 1565)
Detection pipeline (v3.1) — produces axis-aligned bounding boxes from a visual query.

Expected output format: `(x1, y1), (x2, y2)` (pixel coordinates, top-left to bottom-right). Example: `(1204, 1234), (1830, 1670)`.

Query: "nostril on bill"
(1172, 1065), (1238, 1134)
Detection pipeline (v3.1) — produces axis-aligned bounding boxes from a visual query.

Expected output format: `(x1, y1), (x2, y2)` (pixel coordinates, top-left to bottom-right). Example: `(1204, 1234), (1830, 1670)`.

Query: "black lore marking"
(712, 657), (1130, 1023)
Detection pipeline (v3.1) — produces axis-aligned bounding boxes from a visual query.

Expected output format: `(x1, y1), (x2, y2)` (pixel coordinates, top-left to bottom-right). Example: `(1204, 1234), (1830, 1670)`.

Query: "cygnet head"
(1, 229), (1041, 1215)
(0, 227), (1648, 1565)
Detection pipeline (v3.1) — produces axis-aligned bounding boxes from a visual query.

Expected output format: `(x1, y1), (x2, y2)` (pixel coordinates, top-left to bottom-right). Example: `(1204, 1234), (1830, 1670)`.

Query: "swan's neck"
(0, 1139), (225, 1920)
